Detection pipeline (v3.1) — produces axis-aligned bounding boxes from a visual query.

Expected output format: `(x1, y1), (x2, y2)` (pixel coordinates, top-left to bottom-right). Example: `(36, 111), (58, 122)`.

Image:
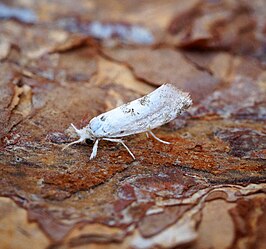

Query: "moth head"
(62, 123), (94, 151)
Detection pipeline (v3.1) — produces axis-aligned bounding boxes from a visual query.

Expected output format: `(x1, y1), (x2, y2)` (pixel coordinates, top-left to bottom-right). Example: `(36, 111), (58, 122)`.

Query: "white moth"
(63, 83), (192, 160)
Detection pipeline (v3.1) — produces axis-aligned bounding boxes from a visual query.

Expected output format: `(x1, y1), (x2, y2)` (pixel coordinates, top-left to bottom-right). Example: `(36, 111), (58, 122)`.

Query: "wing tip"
(163, 83), (193, 108)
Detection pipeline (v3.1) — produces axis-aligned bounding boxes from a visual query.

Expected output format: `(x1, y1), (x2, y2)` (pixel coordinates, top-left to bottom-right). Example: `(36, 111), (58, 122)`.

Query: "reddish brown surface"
(0, 1), (265, 249)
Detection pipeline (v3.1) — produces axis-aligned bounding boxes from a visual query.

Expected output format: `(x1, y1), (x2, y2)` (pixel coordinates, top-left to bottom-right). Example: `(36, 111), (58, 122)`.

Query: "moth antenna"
(71, 123), (81, 134)
(62, 123), (84, 151)
(62, 138), (83, 151)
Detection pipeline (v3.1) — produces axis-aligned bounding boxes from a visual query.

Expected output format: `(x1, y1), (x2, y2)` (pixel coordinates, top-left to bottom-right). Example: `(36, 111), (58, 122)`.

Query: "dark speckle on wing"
(121, 106), (137, 116)
(139, 95), (150, 106)
(100, 115), (106, 121)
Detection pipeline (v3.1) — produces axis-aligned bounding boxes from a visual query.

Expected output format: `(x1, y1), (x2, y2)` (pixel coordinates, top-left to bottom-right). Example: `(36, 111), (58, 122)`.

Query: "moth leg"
(148, 130), (170, 144)
(90, 139), (99, 160)
(103, 138), (135, 160)
(146, 132), (149, 138)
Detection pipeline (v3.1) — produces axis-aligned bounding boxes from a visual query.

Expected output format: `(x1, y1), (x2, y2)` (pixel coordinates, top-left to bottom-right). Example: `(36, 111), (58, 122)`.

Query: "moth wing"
(89, 83), (192, 138)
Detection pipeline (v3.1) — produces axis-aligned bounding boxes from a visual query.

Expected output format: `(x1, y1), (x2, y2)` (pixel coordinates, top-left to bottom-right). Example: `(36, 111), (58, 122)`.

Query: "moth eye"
(85, 139), (93, 145)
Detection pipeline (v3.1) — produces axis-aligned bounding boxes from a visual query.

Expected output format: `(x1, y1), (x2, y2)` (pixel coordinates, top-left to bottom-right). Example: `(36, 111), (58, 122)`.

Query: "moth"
(63, 83), (192, 160)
